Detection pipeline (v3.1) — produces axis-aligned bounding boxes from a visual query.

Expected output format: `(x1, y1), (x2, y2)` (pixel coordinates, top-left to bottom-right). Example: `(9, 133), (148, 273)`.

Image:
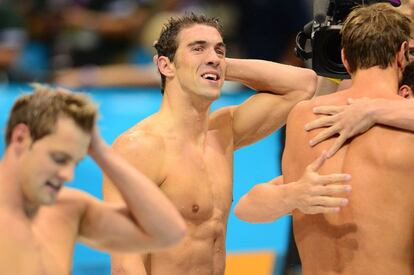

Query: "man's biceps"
(82, 203), (133, 237)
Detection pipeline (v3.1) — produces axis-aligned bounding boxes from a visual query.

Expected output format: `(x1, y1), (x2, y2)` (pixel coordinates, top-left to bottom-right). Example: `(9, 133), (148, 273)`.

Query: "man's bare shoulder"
(111, 115), (168, 183)
(113, 116), (167, 157)
(288, 91), (350, 122)
(314, 90), (350, 104)
(209, 106), (235, 130)
(287, 99), (313, 123)
(42, 188), (94, 222)
(56, 187), (95, 208)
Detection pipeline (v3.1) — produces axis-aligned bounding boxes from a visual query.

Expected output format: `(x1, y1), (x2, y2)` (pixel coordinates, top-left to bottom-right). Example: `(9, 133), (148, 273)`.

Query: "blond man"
(282, 4), (414, 274)
(0, 85), (186, 275)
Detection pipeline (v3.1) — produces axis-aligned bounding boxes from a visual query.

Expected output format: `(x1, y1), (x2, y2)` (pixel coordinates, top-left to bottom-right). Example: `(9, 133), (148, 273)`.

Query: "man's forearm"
(372, 99), (414, 132)
(91, 142), (186, 245)
(225, 58), (317, 97)
(234, 182), (294, 223)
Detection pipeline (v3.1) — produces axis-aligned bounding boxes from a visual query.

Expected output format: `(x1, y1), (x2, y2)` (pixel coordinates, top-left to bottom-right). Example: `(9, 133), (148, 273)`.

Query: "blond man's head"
(341, 3), (412, 73)
(5, 84), (97, 147)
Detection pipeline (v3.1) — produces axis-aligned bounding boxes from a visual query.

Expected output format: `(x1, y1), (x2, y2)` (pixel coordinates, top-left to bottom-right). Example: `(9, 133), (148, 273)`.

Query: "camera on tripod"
(295, 0), (401, 79)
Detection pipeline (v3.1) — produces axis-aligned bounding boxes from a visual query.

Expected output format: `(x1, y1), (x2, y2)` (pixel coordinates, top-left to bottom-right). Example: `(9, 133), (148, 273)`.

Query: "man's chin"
(202, 87), (221, 99)
(40, 194), (58, 206)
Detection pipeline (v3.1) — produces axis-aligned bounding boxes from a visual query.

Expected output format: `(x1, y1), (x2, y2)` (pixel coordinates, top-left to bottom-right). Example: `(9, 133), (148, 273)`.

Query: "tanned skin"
(103, 22), (355, 275)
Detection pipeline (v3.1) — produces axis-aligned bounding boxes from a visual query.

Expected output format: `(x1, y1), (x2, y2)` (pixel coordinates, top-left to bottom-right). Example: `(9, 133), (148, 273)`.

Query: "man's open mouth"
(201, 72), (220, 81)
(46, 181), (62, 192)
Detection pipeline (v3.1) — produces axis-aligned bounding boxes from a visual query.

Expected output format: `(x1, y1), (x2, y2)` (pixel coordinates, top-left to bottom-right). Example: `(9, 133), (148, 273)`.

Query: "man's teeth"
(47, 181), (61, 190)
(202, 73), (218, 80)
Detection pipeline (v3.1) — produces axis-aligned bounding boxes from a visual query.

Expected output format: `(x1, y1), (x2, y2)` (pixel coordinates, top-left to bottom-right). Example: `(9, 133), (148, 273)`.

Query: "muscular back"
(283, 90), (414, 275)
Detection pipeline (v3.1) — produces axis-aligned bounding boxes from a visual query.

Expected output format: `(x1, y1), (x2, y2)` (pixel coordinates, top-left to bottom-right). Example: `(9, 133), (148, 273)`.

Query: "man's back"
(283, 89), (414, 275)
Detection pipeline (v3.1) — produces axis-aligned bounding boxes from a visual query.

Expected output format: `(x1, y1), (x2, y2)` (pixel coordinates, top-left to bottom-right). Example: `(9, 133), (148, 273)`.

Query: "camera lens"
(322, 31), (345, 73)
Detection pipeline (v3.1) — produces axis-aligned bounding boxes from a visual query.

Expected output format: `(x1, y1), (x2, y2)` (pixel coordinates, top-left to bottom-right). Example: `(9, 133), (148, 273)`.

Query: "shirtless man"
(103, 13), (352, 275)
(0, 85), (186, 275)
(234, 62), (414, 223)
(282, 4), (414, 274)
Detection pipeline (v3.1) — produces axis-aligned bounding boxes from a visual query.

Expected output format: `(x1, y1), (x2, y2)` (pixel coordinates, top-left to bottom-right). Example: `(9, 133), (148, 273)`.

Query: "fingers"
(305, 116), (335, 131)
(311, 184), (352, 195)
(305, 206), (340, 215)
(326, 136), (348, 158)
(309, 125), (340, 146)
(316, 173), (352, 185)
(313, 105), (344, 115)
(309, 196), (349, 208)
(307, 151), (328, 172)
(302, 196), (349, 214)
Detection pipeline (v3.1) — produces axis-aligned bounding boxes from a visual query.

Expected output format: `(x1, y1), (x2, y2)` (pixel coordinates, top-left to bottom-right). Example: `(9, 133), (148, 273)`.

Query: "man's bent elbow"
(161, 221), (187, 247)
(302, 69), (318, 100)
(234, 203), (270, 223)
(233, 195), (257, 223)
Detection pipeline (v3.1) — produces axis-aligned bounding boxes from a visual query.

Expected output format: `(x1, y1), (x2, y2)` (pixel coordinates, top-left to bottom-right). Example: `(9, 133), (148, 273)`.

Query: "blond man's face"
(19, 117), (90, 206)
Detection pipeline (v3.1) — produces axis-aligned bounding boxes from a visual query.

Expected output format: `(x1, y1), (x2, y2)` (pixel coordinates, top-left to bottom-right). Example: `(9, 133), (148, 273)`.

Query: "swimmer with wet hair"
(0, 84), (186, 274)
(282, 4), (414, 274)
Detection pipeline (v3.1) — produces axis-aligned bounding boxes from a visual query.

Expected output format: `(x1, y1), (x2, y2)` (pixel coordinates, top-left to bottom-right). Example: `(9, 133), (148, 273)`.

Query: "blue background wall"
(0, 84), (291, 275)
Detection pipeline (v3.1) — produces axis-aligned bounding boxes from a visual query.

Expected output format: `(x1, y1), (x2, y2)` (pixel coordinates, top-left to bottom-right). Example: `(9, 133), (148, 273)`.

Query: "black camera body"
(296, 0), (401, 79)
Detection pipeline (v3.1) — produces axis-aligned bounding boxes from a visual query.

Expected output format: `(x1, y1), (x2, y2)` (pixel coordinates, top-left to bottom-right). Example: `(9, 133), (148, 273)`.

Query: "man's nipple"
(192, 204), (200, 213)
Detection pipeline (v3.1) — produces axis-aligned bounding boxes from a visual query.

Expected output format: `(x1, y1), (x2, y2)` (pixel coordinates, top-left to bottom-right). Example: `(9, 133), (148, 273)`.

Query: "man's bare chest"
(161, 145), (234, 223)
(0, 219), (74, 275)
(0, 205), (83, 272)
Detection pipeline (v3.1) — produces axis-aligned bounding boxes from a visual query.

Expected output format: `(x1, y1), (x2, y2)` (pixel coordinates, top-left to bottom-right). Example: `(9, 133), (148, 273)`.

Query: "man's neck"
(159, 87), (214, 144)
(349, 66), (400, 97)
(0, 157), (39, 220)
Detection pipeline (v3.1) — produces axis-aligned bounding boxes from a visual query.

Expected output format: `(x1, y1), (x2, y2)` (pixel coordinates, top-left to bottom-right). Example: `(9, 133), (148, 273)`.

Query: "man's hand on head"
(88, 126), (106, 158)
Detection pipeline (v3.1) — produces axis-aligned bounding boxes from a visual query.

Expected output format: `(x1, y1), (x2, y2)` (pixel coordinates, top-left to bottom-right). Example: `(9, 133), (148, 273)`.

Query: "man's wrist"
(369, 98), (387, 124)
(89, 139), (110, 160)
(282, 181), (299, 214)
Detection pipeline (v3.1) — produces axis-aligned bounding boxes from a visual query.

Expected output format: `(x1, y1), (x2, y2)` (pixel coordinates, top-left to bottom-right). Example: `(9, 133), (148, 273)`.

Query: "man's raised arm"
(78, 128), (186, 253)
(221, 58), (317, 149)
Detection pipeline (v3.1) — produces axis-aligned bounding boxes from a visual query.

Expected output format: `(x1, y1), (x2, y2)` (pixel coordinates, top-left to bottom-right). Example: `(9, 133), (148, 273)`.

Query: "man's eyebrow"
(51, 151), (72, 158)
(187, 40), (208, 47)
(50, 151), (73, 162)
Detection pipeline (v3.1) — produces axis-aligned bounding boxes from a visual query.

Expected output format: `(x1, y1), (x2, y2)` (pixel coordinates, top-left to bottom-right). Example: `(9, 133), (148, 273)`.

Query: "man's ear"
(398, 84), (413, 99)
(341, 49), (351, 74)
(156, 56), (175, 78)
(10, 124), (31, 154)
(397, 41), (409, 69)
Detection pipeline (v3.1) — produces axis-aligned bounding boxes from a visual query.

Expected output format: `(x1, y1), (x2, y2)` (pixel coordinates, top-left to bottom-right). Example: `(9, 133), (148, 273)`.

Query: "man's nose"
(206, 49), (221, 66)
(58, 164), (75, 182)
